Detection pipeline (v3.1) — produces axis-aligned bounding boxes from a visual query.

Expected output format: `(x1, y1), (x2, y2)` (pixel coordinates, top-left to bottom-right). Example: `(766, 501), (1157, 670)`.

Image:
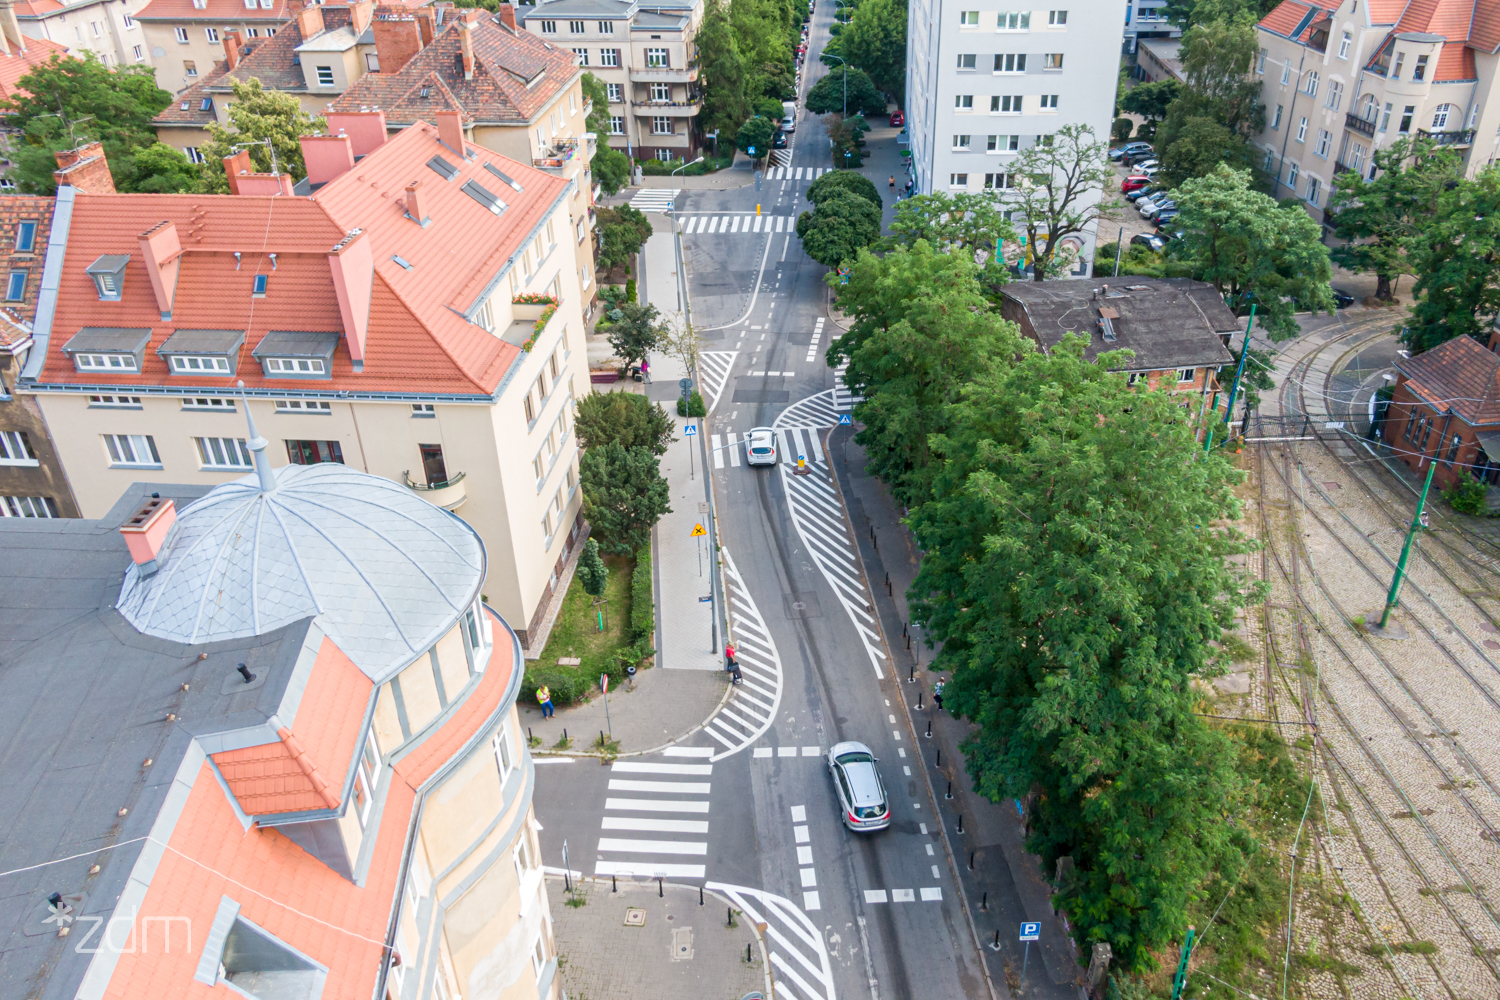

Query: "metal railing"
(1418, 127), (1476, 146)
(1345, 111), (1376, 138)
(403, 470), (466, 492)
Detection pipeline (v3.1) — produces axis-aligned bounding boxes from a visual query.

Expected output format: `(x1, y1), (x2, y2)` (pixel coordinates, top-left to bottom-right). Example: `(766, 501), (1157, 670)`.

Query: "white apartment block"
(1255, 0), (1500, 232)
(1124, 0), (1179, 55)
(905, 0), (1127, 271)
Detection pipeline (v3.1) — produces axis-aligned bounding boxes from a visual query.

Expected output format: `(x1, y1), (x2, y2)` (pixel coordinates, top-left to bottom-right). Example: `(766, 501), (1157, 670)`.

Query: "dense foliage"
(795, 188), (882, 266)
(696, 0), (802, 137)
(580, 442), (672, 554)
(805, 65), (886, 117)
(595, 204), (654, 271)
(574, 391), (675, 456)
(199, 78), (326, 193)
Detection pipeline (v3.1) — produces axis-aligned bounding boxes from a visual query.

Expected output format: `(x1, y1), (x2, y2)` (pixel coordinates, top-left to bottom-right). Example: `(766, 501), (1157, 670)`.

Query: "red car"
(890, 110), (905, 127)
(1121, 174), (1151, 193)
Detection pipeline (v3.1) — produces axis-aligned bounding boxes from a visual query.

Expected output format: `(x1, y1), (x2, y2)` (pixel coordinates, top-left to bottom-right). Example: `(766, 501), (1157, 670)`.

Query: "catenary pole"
(1379, 456), (1437, 629)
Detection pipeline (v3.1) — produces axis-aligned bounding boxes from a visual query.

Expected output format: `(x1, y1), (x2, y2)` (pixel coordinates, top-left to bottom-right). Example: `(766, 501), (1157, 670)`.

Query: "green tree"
(697, 0), (754, 137)
(806, 168), (882, 208)
(736, 115), (776, 157)
(603, 301), (666, 373)
(1158, 115), (1256, 186)
(1402, 167), (1500, 352)
(823, 113), (868, 166)
(730, 0), (798, 103)
(885, 191), (1012, 255)
(795, 190), (881, 267)
(574, 391), (676, 456)
(127, 142), (203, 193)
(805, 65), (885, 117)
(199, 78), (326, 193)
(1224, 343), (1277, 412)
(575, 537), (609, 598)
(1172, 164), (1334, 340)
(581, 71), (611, 136)
(0, 53), (172, 194)
(837, 0), (907, 97)
(1328, 136), (1461, 302)
(595, 204), (653, 271)
(580, 442), (672, 554)
(1111, 116), (1134, 143)
(908, 338), (1259, 973)
(1000, 124), (1115, 281)
(592, 146), (631, 195)
(1120, 79), (1179, 129)
(1159, 15), (1264, 146)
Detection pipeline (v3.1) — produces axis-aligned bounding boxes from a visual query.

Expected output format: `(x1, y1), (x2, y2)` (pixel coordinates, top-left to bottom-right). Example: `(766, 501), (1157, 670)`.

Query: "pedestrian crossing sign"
(838, 414), (853, 425)
(690, 523), (708, 537)
(684, 424), (697, 436)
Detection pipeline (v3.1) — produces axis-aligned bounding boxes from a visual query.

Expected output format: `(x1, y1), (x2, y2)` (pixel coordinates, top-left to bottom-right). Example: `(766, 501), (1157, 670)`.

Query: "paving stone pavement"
(518, 664), (729, 755)
(550, 877), (768, 1000)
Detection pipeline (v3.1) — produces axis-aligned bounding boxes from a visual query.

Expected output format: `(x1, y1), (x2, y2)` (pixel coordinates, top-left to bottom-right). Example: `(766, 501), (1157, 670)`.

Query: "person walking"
(888, 175), (896, 190)
(724, 642), (742, 684)
(536, 684), (555, 719)
(932, 679), (945, 713)
(641, 357), (652, 383)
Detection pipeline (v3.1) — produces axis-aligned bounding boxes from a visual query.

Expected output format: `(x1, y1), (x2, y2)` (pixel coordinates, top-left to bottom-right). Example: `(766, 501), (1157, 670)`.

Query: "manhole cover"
(624, 908), (646, 926)
(1481, 622), (1500, 634)
(784, 592), (823, 619)
(1486, 640), (1500, 651)
(672, 926), (694, 961)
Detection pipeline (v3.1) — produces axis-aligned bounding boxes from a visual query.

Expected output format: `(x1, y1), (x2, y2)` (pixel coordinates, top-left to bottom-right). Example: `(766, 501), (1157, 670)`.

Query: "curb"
(530, 674), (737, 761)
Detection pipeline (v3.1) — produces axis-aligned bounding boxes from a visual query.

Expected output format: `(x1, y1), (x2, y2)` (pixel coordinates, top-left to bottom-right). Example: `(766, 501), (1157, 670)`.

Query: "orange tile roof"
(0, 37), (71, 100)
(1396, 334), (1500, 426)
(100, 607), (517, 999)
(133, 0), (290, 20)
(1260, 0), (1321, 39)
(34, 121), (569, 396)
(13, 0), (67, 17)
(1264, 0), (1489, 79)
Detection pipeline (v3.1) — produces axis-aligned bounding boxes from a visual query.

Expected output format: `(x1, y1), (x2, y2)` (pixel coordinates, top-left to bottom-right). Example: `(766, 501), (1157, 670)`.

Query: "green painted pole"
(1205, 306), (1254, 454)
(1171, 926), (1195, 1000)
(1378, 457), (1438, 629)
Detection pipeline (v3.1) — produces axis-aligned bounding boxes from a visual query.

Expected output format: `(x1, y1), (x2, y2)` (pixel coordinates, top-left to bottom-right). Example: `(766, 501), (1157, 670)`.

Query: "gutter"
(20, 184), (73, 381)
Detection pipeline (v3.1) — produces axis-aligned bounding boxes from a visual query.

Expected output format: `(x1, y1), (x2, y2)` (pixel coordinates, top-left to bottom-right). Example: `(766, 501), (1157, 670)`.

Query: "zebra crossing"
(627, 188), (680, 212)
(695, 350), (736, 413)
(806, 316), (825, 366)
(833, 359), (862, 412)
(595, 747), (715, 879)
(679, 214), (795, 236)
(710, 427), (825, 469)
(766, 166), (831, 181)
(701, 548), (784, 761)
(707, 882), (837, 1000)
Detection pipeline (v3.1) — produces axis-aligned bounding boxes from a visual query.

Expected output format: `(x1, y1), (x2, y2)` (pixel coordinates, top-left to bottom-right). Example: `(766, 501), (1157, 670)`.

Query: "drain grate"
(624, 908), (646, 927)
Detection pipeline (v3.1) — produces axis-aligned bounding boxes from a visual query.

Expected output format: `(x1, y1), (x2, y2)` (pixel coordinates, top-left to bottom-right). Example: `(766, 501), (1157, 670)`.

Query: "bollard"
(936, 749), (941, 767)
(902, 622), (908, 639)
(918, 692), (923, 710)
(658, 877), (664, 898)
(906, 632), (911, 650)
(946, 781), (953, 800)
(613, 875), (618, 892)
(700, 884), (704, 905)
(563, 728), (568, 742)
(747, 943), (753, 963)
(969, 851), (975, 870)
(601, 730), (605, 746)
(728, 906), (734, 927)
(994, 929), (1000, 948)
(981, 891), (987, 911)
(908, 663), (915, 682)
(926, 718), (932, 738)
(958, 814), (964, 834)
(529, 727), (533, 741)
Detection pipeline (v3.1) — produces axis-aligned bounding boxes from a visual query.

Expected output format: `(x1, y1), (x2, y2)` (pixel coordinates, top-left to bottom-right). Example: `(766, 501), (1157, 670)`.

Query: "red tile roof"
(12, 0), (67, 17)
(133, 0), (291, 21)
(35, 120), (569, 396)
(0, 37), (71, 101)
(1263, 0), (1489, 79)
(0, 194), (55, 326)
(1396, 334), (1500, 426)
(1260, 1), (1334, 41)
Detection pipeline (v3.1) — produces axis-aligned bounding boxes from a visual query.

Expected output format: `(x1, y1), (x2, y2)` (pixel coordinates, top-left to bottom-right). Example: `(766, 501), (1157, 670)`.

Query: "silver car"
(826, 741), (890, 831)
(746, 427), (777, 466)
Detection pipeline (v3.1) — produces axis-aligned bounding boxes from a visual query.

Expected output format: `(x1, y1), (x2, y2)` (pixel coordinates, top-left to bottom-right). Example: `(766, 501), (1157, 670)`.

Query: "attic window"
(195, 899), (328, 999)
(419, 86), (430, 98)
(85, 254), (129, 300)
(427, 155), (458, 181)
(391, 255), (413, 270)
(200, 98), (213, 112)
(252, 274), (268, 296)
(484, 162), (524, 192)
(461, 179), (506, 215)
(180, 101), (189, 110)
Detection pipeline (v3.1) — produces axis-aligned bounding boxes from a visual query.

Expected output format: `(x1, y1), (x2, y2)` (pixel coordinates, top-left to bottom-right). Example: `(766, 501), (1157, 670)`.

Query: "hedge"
(631, 546), (654, 644)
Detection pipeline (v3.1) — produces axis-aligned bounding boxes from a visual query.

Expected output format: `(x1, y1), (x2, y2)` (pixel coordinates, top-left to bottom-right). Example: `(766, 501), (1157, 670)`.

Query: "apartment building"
(335, 5), (598, 306)
(1123, 0), (1179, 55)
(15, 0), (152, 65)
(518, 0), (702, 161)
(1255, 0), (1500, 231)
(904, 0), (1126, 273)
(18, 113), (592, 650)
(0, 457), (557, 999)
(0, 6), (71, 104)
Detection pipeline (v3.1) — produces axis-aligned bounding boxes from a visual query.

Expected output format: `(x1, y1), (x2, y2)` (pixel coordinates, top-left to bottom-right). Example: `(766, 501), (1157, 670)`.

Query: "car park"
(1124, 149), (1156, 166)
(1130, 233), (1167, 252)
(1121, 174), (1151, 193)
(780, 116), (796, 133)
(1136, 193), (1170, 213)
(890, 110), (905, 127)
(1332, 287), (1356, 308)
(1111, 142), (1153, 162)
(1131, 157), (1160, 172)
(1139, 165), (1160, 179)
(1153, 208), (1181, 226)
(746, 427), (777, 466)
(826, 742), (890, 831)
(1141, 199), (1176, 219)
(1125, 185), (1158, 203)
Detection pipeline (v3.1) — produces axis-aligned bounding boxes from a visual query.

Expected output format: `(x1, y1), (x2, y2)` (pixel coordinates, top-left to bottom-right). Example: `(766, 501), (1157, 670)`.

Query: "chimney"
(459, 14), (475, 80)
(224, 150), (295, 196)
(327, 230), (373, 372)
(497, 2), (516, 30)
(295, 0), (325, 40)
(138, 221), (183, 320)
(417, 5), (436, 43)
(223, 29), (243, 70)
(404, 179), (429, 225)
(119, 497), (177, 578)
(300, 133), (356, 187)
(373, 10), (423, 75)
(0, 0), (24, 55)
(437, 110), (466, 154)
(222, 149), (253, 193)
(325, 110), (388, 156)
(349, 0), (375, 36)
(53, 143), (116, 194)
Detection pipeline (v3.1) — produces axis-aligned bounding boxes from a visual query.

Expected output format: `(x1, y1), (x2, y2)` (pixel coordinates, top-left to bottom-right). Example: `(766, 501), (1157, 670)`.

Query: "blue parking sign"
(1020, 922), (1041, 941)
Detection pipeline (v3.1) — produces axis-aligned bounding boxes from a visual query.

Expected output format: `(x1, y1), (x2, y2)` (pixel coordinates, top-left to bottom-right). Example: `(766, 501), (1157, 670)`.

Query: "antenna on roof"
(236, 380), (278, 493)
(231, 138), (281, 176)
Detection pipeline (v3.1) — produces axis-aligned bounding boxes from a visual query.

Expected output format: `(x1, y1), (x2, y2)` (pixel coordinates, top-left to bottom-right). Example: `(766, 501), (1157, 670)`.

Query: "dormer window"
(252, 330), (338, 379)
(266, 357), (326, 374)
(159, 329), (244, 376)
(171, 355), (232, 373)
(85, 254), (129, 300)
(63, 327), (150, 373)
(76, 353), (138, 371)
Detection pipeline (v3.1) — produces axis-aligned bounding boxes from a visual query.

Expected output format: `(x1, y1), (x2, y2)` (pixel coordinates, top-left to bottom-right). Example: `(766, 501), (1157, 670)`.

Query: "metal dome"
(116, 462), (485, 679)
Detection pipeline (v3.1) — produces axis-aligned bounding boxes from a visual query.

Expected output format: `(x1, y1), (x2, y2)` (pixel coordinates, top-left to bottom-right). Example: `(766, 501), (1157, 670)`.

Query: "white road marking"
(925, 843), (934, 855)
(601, 816), (710, 833)
(791, 805), (807, 822)
(930, 866), (941, 878)
(793, 825), (810, 843)
(864, 890), (888, 903)
(597, 860), (706, 877)
(597, 838), (709, 855)
(800, 868), (817, 887)
(892, 889), (915, 902)
(779, 746), (798, 757)
(754, 746), (772, 758)
(797, 846), (813, 864)
(607, 779), (712, 794)
(921, 887), (943, 901)
(803, 890), (821, 911)
(801, 746), (819, 756)
(604, 798), (711, 813)
(611, 761), (713, 775)
(662, 746), (715, 757)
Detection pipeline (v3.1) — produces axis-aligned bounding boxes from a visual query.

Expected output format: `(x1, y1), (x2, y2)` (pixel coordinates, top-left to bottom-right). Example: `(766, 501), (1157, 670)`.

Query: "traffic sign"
(679, 377), (693, 391)
(690, 523), (708, 537)
(838, 413), (853, 425)
(748, 146), (756, 155)
(1020, 922), (1041, 941)
(684, 424), (698, 436)
(600, 673), (609, 693)
(699, 595), (713, 603)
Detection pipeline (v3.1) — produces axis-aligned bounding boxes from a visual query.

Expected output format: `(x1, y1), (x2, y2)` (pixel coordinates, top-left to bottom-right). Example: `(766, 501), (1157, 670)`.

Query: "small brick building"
(1386, 330), (1500, 490)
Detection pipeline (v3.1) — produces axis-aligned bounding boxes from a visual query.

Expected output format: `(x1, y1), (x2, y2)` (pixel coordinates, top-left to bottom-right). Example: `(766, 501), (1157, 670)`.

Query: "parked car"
(780, 116), (796, 133)
(1121, 174), (1151, 193)
(1111, 141), (1153, 162)
(1332, 287), (1356, 308)
(1131, 232), (1168, 252)
(1139, 165), (1161, 179)
(746, 427), (777, 466)
(1136, 193), (1170, 213)
(826, 742), (890, 831)
(1131, 158), (1160, 173)
(1141, 199), (1177, 219)
(890, 110), (905, 127)
(1124, 148), (1156, 166)
(773, 130), (789, 148)
(1126, 185), (1159, 203)
(1153, 208), (1181, 226)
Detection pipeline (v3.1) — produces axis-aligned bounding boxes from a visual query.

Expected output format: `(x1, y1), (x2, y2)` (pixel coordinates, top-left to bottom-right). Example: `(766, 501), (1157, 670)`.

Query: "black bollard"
(969, 851), (975, 871)
(747, 943), (753, 963)
(658, 877), (664, 898)
(699, 884), (704, 905)
(936, 749), (941, 767)
(946, 781), (953, 800)
(613, 875), (618, 892)
(926, 717), (932, 738)
(981, 891), (988, 911)
(918, 692), (923, 710)
(563, 728), (568, 742)
(908, 663), (915, 682)
(958, 813), (964, 834)
(728, 906), (733, 927)
(529, 727), (533, 741)
(993, 928), (1000, 948)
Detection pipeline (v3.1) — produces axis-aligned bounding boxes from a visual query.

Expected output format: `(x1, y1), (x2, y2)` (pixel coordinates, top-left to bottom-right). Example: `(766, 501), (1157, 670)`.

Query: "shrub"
(1112, 116), (1134, 143)
(1444, 478), (1489, 516)
(522, 665), (591, 706)
(676, 390), (707, 417)
(631, 546), (654, 643)
(625, 278), (637, 302)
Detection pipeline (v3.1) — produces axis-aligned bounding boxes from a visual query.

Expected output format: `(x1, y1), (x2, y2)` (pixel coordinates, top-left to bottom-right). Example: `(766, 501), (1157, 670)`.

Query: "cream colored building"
(15, 0), (153, 66)
(133, 0), (291, 93)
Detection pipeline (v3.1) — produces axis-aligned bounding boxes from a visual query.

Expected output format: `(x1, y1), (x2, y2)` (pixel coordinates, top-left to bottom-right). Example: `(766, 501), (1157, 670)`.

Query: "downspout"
(1273, 45), (1308, 199)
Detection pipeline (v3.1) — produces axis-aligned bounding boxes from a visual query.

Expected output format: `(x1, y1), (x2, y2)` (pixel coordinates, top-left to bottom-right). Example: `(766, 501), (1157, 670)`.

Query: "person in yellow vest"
(537, 684), (554, 719)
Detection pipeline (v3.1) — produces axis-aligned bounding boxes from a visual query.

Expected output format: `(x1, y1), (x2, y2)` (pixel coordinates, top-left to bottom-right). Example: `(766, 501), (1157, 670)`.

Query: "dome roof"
(116, 463), (484, 679)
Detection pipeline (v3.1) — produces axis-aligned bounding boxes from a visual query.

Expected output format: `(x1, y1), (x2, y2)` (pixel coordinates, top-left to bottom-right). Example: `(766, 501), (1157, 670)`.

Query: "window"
(1177, 368), (1195, 383)
(1303, 71), (1318, 96)
(1043, 52), (1063, 69)
(174, 26), (188, 42)
(646, 47), (669, 67)
(949, 173), (969, 187)
(195, 436), (251, 470)
(1325, 80), (1343, 110)
(952, 134), (972, 149)
(133, 44), (143, 60)
(1286, 162), (1299, 187)
(1040, 94), (1059, 109)
(494, 725), (515, 781)
(1048, 9), (1066, 23)
(1431, 103), (1454, 130)
(0, 430), (37, 466)
(573, 47), (589, 65)
(473, 298), (495, 331)
(1337, 30), (1351, 58)
(958, 10), (978, 24)
(123, 13), (135, 27)
(1, 496), (58, 518)
(606, 82), (623, 102)
(265, 357), (326, 375)
(650, 82), (670, 101)
(1271, 104), (1282, 129)
(1256, 48), (1266, 72)
(412, 403), (435, 417)
(1263, 147), (1275, 172)
(984, 172), (1015, 189)
(1351, 142), (1365, 171)
(285, 439), (344, 465)
(169, 355), (231, 374)
(1296, 116), (1307, 142)
(599, 20), (613, 32)
(996, 11), (1029, 28)
(1280, 60), (1291, 85)
(315, 64), (334, 86)
(275, 399), (331, 413)
(652, 117), (673, 135)
(365, 51), (379, 71)
(184, 146), (204, 164)
(1410, 53), (1429, 81)
(104, 434), (159, 467)
(991, 95), (1022, 113)
(1390, 51), (1404, 78)
(987, 134), (1019, 151)
(205, 27), (218, 41)
(88, 394), (142, 407)
(15, 220), (36, 253)
(1399, 104), (1414, 133)
(1447, 433), (1462, 463)
(251, 274), (268, 297)
(5, 270), (24, 301)
(419, 443), (448, 485)
(569, 19), (585, 32)
(601, 48), (620, 67)
(75, 353), (137, 371)
(955, 94), (973, 109)
(994, 52), (1026, 72)
(183, 60), (197, 77)
(608, 115), (625, 134)
(182, 396), (234, 410)
(539, 19), (556, 32)
(956, 53), (976, 69)
(353, 734), (379, 828)
(91, 20), (100, 36)
(1315, 129), (1331, 156)
(1305, 176), (1320, 205)
(1380, 101), (1393, 131)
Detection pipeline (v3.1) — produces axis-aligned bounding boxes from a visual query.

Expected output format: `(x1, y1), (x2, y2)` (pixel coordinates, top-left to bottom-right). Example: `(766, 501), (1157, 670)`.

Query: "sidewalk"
(549, 877), (769, 1000)
(517, 664), (727, 755)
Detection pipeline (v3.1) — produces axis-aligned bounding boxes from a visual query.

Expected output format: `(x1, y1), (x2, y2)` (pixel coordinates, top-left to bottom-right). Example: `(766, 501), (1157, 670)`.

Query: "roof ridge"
(277, 725), (341, 809)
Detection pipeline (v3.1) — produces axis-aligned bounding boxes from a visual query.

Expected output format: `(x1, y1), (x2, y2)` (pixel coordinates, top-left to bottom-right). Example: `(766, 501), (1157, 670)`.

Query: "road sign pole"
(601, 674), (612, 738)
(1022, 940), (1030, 988)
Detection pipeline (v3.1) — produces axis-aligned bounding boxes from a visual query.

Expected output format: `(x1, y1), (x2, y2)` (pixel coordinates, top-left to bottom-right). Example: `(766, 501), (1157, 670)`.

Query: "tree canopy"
(835, 0), (907, 97)
(999, 124), (1114, 280)
(595, 205), (653, 271)
(1120, 80), (1179, 128)
(805, 65), (885, 117)
(736, 115), (776, 156)
(574, 391), (676, 456)
(575, 537), (609, 598)
(1401, 167), (1500, 352)
(806, 168), (882, 208)
(603, 301), (667, 372)
(795, 190), (881, 267)
(199, 78), (326, 193)
(580, 441), (673, 554)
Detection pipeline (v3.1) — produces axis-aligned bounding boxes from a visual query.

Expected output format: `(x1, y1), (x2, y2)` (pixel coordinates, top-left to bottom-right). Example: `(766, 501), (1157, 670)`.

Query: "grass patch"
(525, 553), (641, 706)
(1221, 632), (1257, 663)
(1293, 951), (1362, 977)
(1369, 940), (1437, 956)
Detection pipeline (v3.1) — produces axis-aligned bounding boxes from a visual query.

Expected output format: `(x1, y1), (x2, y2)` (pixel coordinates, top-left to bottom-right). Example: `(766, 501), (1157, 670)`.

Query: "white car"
(746, 427), (777, 466)
(780, 116), (796, 133)
(1132, 158), (1159, 172)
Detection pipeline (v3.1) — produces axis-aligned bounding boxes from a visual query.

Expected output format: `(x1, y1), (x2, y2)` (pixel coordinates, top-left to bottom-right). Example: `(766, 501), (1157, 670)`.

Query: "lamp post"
(669, 155), (705, 213)
(823, 53), (848, 120)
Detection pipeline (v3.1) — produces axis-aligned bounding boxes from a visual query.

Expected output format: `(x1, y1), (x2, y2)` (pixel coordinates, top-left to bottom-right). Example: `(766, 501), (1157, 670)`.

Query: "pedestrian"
(732, 661), (743, 685)
(888, 175), (895, 189)
(932, 679), (945, 713)
(536, 684), (555, 719)
(724, 642), (738, 669)
(641, 357), (651, 383)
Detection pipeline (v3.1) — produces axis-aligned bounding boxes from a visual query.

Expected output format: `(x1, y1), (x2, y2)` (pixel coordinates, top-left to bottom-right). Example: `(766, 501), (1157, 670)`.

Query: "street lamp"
(824, 53), (848, 120)
(668, 155), (704, 213)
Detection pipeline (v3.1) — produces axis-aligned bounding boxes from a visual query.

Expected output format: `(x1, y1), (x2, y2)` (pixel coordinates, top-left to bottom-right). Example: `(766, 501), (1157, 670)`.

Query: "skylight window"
(427, 155), (458, 181)
(252, 274), (267, 296)
(484, 162), (524, 192)
(461, 179), (506, 216)
(391, 255), (413, 270)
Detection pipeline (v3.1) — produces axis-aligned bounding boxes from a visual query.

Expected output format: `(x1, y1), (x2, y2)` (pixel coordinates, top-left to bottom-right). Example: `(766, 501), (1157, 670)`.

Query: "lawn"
(525, 553), (636, 706)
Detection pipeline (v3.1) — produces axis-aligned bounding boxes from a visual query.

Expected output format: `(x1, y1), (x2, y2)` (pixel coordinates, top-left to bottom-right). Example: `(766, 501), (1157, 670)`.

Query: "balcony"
(533, 137), (583, 173)
(1334, 159), (1358, 175)
(404, 470), (467, 511)
(631, 65), (700, 83)
(1345, 111), (1376, 138)
(630, 99), (703, 116)
(584, 131), (597, 154)
(1419, 127), (1475, 147)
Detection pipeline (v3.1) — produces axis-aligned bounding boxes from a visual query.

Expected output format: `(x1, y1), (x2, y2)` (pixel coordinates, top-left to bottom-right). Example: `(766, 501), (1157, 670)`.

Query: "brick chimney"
(349, 0), (375, 36)
(459, 15), (475, 80)
(223, 150), (294, 196)
(138, 221), (183, 320)
(417, 4), (437, 41)
(325, 109), (389, 156)
(53, 143), (116, 194)
(119, 497), (177, 577)
(295, 0), (324, 39)
(404, 179), (429, 225)
(327, 229), (373, 372)
(300, 133), (356, 187)
(373, 9), (422, 75)
(223, 29), (243, 70)
(436, 110), (465, 154)
(496, 2), (516, 30)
